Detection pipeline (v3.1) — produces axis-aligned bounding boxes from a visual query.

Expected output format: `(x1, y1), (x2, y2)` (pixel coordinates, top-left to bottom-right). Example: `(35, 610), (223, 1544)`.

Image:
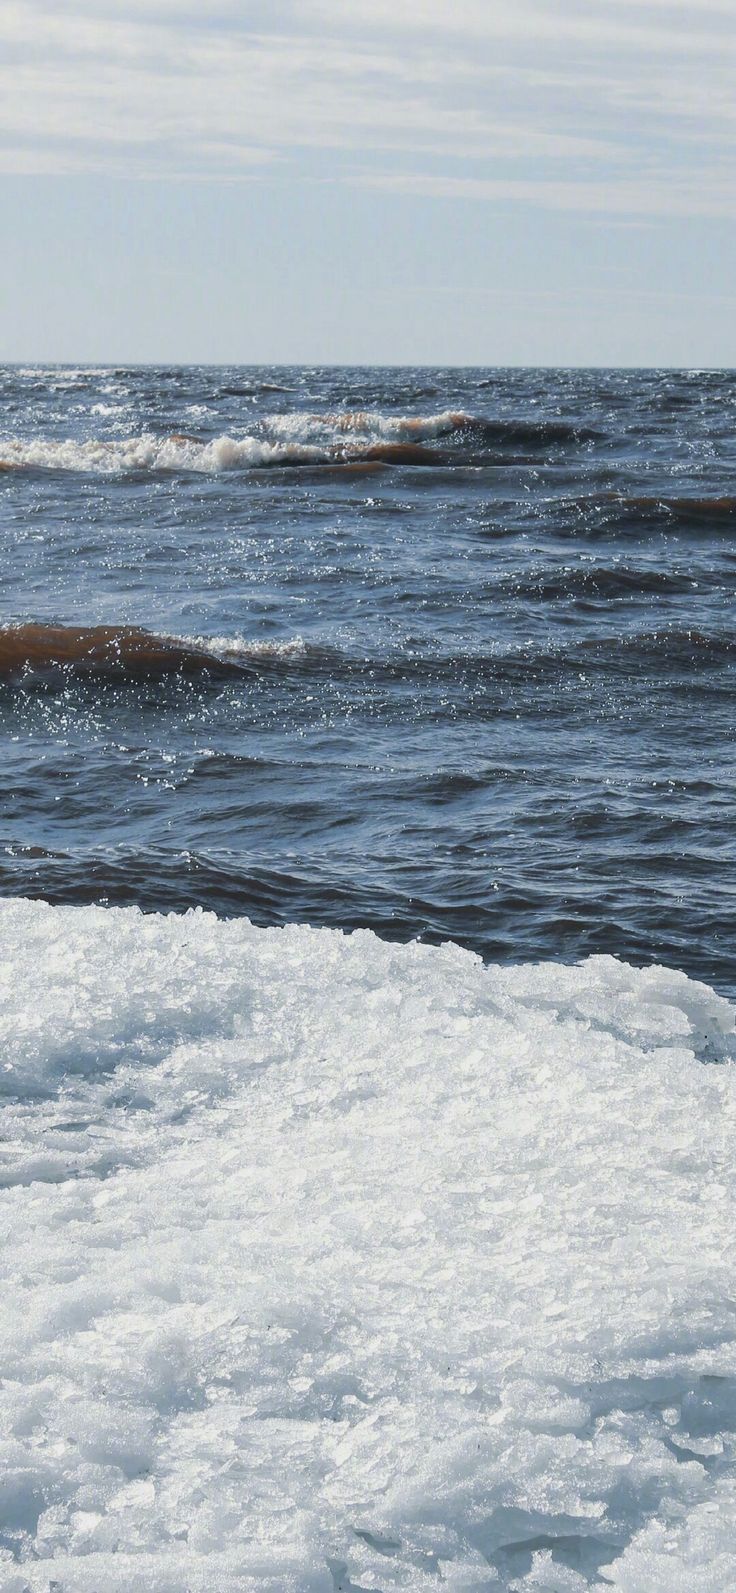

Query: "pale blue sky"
(2, 0), (735, 364)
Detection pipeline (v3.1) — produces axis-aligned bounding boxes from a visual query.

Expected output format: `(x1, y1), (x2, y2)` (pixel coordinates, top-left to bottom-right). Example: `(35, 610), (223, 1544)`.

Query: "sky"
(1, 0), (735, 365)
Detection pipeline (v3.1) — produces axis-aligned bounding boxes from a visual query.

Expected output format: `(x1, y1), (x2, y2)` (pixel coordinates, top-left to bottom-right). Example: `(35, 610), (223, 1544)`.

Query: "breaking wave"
(0, 624), (308, 680)
(0, 409), (605, 475)
(2, 621), (732, 689)
(0, 411), (467, 475)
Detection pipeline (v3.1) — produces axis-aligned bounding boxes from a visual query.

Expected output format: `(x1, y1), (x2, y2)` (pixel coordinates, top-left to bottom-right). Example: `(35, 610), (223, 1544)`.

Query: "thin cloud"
(0, 0), (734, 218)
(356, 168), (736, 220)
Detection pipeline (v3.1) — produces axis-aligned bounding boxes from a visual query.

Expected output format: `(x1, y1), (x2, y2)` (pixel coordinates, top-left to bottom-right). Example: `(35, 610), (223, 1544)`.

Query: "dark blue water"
(1, 365), (734, 990)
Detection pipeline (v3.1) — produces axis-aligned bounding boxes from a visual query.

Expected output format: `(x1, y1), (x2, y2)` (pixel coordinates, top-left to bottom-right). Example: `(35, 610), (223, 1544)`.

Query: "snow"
(0, 898), (734, 1591)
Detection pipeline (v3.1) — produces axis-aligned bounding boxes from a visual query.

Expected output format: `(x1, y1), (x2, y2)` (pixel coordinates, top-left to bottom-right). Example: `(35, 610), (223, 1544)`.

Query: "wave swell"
(0, 412), (465, 475)
(581, 493), (736, 526)
(3, 621), (733, 689)
(0, 624), (252, 680)
(0, 409), (604, 474)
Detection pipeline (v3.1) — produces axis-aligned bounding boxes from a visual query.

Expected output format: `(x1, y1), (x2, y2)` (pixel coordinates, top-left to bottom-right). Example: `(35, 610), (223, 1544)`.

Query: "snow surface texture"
(0, 899), (735, 1593)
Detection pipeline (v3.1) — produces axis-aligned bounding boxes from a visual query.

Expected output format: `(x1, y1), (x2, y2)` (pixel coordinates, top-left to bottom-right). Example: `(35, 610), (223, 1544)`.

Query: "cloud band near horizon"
(1, 0), (734, 220)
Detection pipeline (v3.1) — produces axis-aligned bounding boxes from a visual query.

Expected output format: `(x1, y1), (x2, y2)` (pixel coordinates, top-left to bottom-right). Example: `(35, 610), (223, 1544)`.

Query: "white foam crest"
(265, 407), (470, 442)
(14, 366), (116, 380)
(186, 632), (309, 661)
(1, 898), (735, 1589)
(0, 434), (324, 474)
(0, 412), (472, 474)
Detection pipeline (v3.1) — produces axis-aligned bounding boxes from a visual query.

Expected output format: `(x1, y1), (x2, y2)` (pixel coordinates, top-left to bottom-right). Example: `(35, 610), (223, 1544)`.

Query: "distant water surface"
(0, 364), (733, 990)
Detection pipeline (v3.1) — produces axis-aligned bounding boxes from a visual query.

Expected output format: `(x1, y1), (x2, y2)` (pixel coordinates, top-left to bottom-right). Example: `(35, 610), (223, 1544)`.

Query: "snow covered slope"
(0, 899), (734, 1591)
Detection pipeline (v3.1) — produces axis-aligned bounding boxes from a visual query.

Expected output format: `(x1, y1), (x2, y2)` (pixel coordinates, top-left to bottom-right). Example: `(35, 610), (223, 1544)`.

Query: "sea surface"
(2, 368), (736, 1590)
(1, 364), (734, 990)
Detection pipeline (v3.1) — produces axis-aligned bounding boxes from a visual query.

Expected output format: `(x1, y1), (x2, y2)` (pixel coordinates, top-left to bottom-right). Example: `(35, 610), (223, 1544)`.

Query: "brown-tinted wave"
(0, 412), (606, 476)
(363, 441), (443, 465)
(4, 620), (733, 689)
(0, 625), (249, 681)
(599, 493), (736, 523)
(470, 417), (603, 448)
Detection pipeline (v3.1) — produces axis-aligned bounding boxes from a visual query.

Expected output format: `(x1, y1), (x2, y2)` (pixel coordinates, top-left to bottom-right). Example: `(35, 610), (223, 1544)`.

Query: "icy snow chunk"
(0, 900), (735, 1589)
(599, 1477), (736, 1590)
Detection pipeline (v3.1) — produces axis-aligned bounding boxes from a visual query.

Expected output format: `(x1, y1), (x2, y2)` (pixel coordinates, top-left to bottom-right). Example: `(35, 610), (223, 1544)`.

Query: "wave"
(218, 381), (298, 396)
(0, 411), (467, 475)
(578, 493), (736, 526)
(0, 433), (445, 475)
(3, 621), (732, 689)
(0, 624), (352, 682)
(13, 366), (118, 380)
(267, 408), (468, 439)
(579, 625), (736, 664)
(320, 627), (736, 678)
(0, 624), (261, 680)
(503, 564), (712, 600)
(0, 434), (326, 474)
(351, 629), (736, 684)
(0, 409), (606, 475)
(627, 494), (736, 519)
(471, 416), (603, 447)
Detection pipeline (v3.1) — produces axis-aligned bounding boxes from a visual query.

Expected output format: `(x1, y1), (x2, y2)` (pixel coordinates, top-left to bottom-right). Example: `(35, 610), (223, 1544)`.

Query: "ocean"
(1, 366), (735, 1591)
(1, 363), (734, 990)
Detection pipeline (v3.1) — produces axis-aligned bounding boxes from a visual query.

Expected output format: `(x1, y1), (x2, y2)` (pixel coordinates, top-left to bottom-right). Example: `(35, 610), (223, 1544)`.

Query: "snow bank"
(0, 899), (734, 1591)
